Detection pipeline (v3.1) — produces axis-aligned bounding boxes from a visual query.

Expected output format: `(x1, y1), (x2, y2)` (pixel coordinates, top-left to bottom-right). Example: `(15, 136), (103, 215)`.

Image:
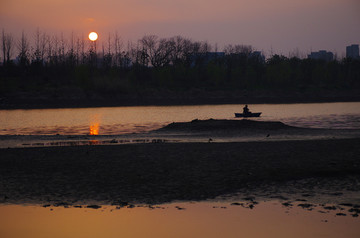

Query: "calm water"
(1, 102), (360, 135)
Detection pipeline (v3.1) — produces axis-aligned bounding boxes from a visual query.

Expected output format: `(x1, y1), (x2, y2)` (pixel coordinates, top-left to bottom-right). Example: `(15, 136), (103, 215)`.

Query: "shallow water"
(0, 102), (360, 136)
(0, 201), (359, 238)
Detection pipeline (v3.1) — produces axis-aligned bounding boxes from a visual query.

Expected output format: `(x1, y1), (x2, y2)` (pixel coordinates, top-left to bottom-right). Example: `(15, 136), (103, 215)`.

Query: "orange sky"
(1, 0), (360, 56)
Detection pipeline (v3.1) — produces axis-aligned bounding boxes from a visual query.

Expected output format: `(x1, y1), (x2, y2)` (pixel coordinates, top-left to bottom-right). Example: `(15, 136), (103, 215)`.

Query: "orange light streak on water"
(89, 122), (99, 135)
(89, 114), (101, 135)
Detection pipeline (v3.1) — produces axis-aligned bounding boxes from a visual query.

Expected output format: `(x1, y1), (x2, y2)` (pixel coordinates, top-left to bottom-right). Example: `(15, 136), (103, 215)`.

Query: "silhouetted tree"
(17, 31), (30, 67)
(224, 44), (252, 55)
(32, 28), (48, 64)
(1, 29), (14, 65)
(101, 33), (112, 69)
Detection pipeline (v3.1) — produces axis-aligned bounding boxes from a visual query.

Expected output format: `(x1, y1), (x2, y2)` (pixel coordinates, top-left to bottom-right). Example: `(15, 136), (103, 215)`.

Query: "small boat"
(234, 112), (262, 118)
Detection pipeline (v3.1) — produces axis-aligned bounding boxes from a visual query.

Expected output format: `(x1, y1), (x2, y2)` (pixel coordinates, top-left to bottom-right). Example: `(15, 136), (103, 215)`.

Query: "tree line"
(1, 29), (360, 102)
(1, 29), (225, 68)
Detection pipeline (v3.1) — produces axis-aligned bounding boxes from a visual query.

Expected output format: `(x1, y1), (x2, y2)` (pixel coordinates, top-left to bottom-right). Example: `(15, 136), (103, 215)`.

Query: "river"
(1, 102), (360, 136)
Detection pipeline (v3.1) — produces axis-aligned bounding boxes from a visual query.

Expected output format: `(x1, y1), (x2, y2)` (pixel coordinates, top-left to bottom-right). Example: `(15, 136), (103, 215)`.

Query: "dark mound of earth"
(157, 119), (297, 132)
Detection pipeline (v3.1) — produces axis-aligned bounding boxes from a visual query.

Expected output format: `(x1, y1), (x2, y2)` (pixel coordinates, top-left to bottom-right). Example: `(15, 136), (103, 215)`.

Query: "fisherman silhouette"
(243, 105), (250, 114)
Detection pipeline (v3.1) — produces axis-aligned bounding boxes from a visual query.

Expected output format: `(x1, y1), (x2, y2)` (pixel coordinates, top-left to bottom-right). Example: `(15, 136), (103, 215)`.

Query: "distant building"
(190, 52), (225, 67)
(14, 56), (20, 65)
(308, 50), (334, 61)
(346, 44), (359, 59)
(249, 51), (265, 63)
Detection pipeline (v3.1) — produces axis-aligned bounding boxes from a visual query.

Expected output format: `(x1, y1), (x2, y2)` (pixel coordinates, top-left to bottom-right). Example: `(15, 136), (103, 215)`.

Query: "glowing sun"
(88, 32), (98, 41)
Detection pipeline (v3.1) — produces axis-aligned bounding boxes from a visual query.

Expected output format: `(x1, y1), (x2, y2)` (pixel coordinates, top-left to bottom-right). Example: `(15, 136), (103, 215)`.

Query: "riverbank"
(1, 90), (360, 109)
(1, 138), (360, 206)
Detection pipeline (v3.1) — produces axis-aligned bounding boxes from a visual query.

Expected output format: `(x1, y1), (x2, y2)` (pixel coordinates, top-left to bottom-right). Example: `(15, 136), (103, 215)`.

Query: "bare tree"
(33, 28), (48, 63)
(33, 28), (41, 62)
(1, 29), (14, 64)
(17, 31), (30, 67)
(74, 36), (82, 65)
(5, 33), (14, 63)
(169, 36), (185, 64)
(139, 35), (156, 66)
(199, 41), (212, 53)
(102, 33), (112, 68)
(75, 34), (86, 65)
(129, 40), (148, 67)
(66, 32), (76, 66)
(224, 44), (252, 55)
(1, 29), (5, 64)
(107, 33), (111, 56)
(139, 35), (176, 67)
(59, 32), (66, 64)
(152, 38), (174, 67)
(46, 35), (53, 64)
(288, 48), (301, 59)
(113, 32), (123, 67)
(50, 34), (59, 65)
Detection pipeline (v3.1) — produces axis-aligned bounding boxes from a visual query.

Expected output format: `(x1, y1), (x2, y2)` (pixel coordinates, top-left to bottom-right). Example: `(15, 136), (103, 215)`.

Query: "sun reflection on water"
(89, 122), (99, 135)
(89, 114), (101, 135)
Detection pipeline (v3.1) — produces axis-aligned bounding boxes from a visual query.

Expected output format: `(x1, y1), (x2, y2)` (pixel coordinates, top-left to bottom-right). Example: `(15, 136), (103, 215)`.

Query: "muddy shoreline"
(1, 138), (360, 206)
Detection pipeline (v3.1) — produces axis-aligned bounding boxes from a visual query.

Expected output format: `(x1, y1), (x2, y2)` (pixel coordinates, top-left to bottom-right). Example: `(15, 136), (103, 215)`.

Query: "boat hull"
(234, 112), (262, 118)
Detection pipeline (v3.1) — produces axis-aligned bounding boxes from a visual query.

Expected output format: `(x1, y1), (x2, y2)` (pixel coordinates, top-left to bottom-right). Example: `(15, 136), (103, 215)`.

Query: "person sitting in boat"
(243, 105), (250, 114)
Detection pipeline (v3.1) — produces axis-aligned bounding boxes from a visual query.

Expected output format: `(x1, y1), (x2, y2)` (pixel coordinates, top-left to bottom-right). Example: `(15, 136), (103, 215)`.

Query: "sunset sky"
(1, 0), (359, 57)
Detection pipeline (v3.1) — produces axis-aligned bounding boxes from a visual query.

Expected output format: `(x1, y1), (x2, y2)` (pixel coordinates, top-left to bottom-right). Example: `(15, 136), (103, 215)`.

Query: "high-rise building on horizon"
(308, 50), (334, 61)
(346, 44), (359, 59)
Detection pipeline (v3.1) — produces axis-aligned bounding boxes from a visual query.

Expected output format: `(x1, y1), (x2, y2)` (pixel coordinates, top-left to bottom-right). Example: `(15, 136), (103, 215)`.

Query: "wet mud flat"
(2, 119), (360, 148)
(1, 138), (360, 208)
